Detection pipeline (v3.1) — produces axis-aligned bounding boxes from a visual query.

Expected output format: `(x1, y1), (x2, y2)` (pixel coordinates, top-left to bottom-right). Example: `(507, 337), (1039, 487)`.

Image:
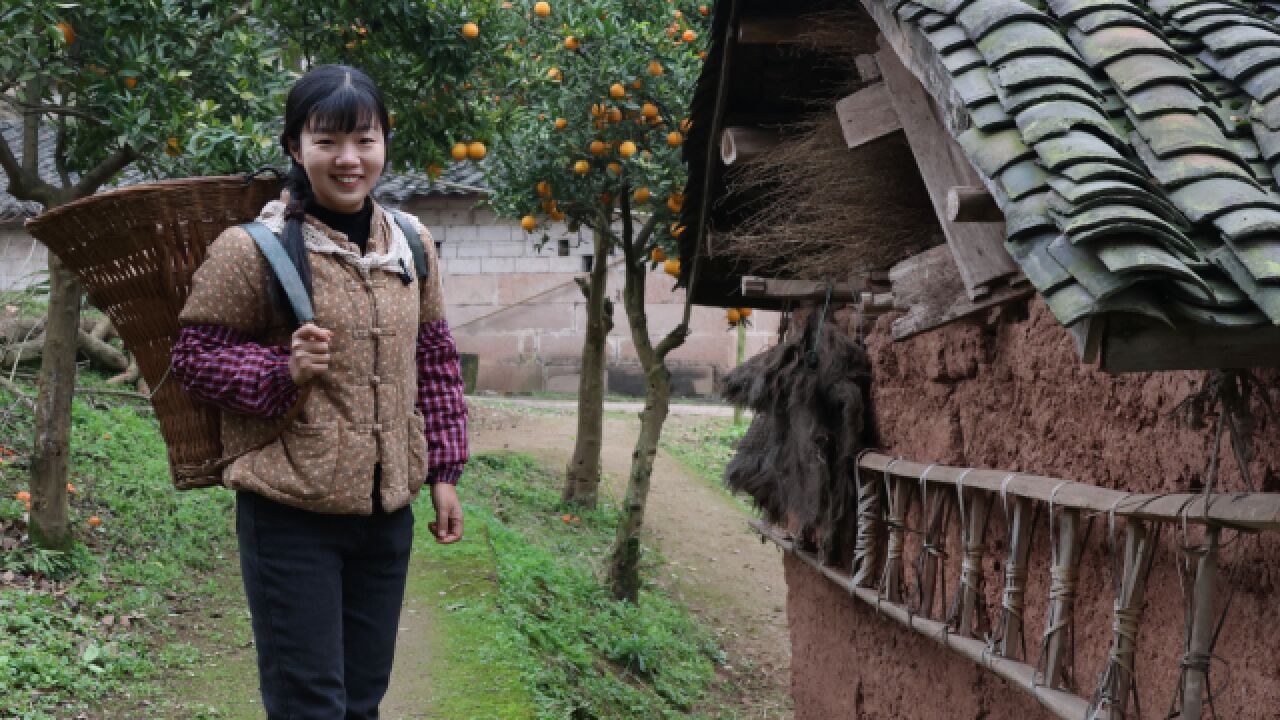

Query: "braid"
(269, 161), (316, 326)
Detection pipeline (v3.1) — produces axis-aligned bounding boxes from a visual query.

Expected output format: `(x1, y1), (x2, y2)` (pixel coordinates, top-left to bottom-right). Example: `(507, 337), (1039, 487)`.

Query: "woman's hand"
(288, 323), (332, 384)
(429, 483), (464, 544)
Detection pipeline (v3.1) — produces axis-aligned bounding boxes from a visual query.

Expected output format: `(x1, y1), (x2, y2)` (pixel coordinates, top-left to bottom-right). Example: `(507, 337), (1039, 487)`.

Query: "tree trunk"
(607, 198), (688, 602)
(29, 256), (81, 551)
(563, 225), (612, 508)
(607, 358), (671, 602)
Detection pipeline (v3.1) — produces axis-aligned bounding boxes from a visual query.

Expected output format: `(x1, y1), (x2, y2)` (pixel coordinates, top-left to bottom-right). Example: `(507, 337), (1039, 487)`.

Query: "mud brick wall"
(786, 297), (1280, 719)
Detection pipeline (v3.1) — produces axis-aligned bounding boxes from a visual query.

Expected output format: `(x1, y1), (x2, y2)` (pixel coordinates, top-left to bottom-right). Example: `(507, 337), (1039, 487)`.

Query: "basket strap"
(174, 384), (313, 482)
(240, 221), (316, 325)
(391, 210), (429, 281)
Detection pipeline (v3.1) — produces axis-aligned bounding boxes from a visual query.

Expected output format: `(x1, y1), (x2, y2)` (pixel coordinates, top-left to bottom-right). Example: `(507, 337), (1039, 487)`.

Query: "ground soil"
(465, 399), (793, 719)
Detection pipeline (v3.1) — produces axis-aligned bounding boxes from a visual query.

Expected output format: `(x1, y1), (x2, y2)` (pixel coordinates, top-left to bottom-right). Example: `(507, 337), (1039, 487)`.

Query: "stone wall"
(784, 297), (1280, 719)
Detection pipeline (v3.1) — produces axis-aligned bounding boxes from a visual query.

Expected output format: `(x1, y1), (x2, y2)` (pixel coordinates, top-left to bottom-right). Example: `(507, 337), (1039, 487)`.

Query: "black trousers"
(235, 485), (413, 720)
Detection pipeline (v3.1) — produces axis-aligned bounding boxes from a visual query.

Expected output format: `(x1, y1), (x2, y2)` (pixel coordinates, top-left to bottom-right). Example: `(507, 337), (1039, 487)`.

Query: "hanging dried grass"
(719, 110), (940, 280)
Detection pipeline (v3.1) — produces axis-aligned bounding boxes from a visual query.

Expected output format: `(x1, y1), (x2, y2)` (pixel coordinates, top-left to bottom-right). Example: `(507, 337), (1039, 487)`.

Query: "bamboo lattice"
(754, 451), (1265, 720)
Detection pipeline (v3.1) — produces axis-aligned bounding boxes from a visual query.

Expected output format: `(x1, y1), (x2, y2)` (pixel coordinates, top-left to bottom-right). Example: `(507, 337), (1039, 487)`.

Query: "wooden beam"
(875, 41), (1019, 299)
(947, 185), (1002, 223)
(719, 126), (780, 165)
(736, 17), (846, 47)
(855, 54), (881, 83)
(740, 275), (864, 302)
(1096, 314), (1280, 372)
(835, 83), (902, 150)
(889, 245), (1032, 340)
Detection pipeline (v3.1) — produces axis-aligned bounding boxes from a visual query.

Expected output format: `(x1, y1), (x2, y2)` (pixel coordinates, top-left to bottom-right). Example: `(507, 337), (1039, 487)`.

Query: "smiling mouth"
(334, 175), (363, 185)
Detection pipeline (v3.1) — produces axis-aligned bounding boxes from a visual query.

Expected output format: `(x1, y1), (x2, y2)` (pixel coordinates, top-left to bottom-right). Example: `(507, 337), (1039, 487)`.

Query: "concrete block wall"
(0, 225), (48, 292)
(401, 194), (779, 397)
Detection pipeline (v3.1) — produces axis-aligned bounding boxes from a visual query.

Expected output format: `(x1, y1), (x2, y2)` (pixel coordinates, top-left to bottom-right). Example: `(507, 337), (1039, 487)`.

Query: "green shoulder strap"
(391, 210), (429, 282)
(239, 222), (316, 326)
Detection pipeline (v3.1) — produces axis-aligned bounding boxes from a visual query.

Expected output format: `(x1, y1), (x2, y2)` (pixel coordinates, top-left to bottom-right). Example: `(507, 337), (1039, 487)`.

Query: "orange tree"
(1, 0), (513, 551)
(482, 0), (710, 601)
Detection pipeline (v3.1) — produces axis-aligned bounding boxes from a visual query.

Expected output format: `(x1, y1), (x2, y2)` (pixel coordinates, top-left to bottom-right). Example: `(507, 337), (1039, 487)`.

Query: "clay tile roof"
(682, 0), (1280, 328)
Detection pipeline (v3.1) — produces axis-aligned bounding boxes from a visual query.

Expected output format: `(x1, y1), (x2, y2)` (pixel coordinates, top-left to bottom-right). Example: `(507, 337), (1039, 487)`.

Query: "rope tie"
(1002, 562), (1026, 624)
(1179, 651), (1213, 673)
(1110, 605), (1141, 666)
(1043, 562), (1078, 644)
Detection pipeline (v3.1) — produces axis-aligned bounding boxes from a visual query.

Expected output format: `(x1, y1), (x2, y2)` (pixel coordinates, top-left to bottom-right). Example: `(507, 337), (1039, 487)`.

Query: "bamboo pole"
(1001, 497), (1033, 659)
(918, 492), (950, 618)
(753, 520), (1091, 720)
(882, 475), (912, 602)
(1105, 522), (1154, 719)
(858, 452), (1280, 532)
(1043, 509), (1080, 690)
(957, 490), (989, 637)
(1181, 528), (1221, 720)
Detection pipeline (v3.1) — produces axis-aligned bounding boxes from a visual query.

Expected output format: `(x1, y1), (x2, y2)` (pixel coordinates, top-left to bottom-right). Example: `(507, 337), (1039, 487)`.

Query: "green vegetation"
(661, 418), (754, 515)
(0, 374), (728, 718)
(0, 375), (239, 719)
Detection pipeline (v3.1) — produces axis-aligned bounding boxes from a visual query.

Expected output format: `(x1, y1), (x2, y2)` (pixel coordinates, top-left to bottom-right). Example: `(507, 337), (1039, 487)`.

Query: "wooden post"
(956, 490), (990, 637)
(881, 475), (912, 602)
(1043, 509), (1080, 690)
(947, 186), (1003, 223)
(834, 83), (902, 150)
(1181, 528), (1221, 720)
(1001, 498), (1034, 659)
(720, 126), (779, 165)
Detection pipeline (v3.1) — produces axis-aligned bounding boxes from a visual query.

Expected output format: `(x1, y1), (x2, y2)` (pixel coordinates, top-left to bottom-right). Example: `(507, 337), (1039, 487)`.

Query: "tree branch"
(0, 96), (106, 125)
(0, 112), (57, 207)
(73, 145), (138, 197)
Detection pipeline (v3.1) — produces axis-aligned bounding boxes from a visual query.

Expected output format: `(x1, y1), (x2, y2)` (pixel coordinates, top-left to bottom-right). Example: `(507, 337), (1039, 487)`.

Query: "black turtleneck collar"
(307, 198), (374, 255)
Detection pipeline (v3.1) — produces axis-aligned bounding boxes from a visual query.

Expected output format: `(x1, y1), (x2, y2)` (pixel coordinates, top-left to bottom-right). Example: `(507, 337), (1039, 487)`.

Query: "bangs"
(305, 84), (383, 135)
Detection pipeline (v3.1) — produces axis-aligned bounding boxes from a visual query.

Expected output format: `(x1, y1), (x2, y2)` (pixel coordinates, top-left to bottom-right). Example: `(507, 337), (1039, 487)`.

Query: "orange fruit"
(606, 107), (622, 123)
(682, 29), (697, 43)
(550, 209), (566, 221)
(546, 67), (562, 81)
(663, 258), (681, 277)
(609, 83), (626, 99)
(573, 159), (590, 175)
(727, 308), (741, 324)
(680, 118), (693, 133)
(648, 60), (664, 76)
(461, 22), (480, 39)
(671, 223), (686, 237)
(15, 490), (30, 502)
(675, 9), (684, 18)
(534, 1), (551, 17)
(536, 180), (551, 196)
(521, 215), (537, 232)
(700, 5), (710, 16)
(88, 515), (102, 527)
(607, 162), (622, 176)
(740, 307), (753, 318)
(66, 483), (76, 494)
(591, 103), (606, 118)
(667, 131), (684, 147)
(450, 142), (468, 162)
(124, 76), (138, 89)
(667, 194), (684, 212)
(564, 36), (579, 50)
(590, 140), (607, 156)
(618, 140), (638, 158)
(651, 246), (666, 262)
(427, 163), (443, 179)
(633, 187), (651, 203)
(56, 21), (75, 45)
(467, 141), (487, 160)
(554, 117), (567, 129)
(631, 79), (643, 90)
(641, 102), (659, 119)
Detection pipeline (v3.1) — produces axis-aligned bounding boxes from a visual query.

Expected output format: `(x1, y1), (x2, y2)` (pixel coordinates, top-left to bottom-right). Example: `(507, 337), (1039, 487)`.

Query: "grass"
(0, 370), (731, 719)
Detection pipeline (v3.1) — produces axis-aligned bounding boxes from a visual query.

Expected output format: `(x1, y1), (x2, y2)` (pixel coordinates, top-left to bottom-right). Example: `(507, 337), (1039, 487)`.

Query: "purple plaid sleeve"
(171, 324), (299, 418)
(417, 319), (469, 485)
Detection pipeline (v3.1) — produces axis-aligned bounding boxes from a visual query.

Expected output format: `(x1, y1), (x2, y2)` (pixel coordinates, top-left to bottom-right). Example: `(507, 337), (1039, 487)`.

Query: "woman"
(171, 64), (468, 719)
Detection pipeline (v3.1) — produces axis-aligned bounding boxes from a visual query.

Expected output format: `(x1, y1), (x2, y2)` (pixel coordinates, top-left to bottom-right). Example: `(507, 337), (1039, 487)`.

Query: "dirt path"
(466, 399), (793, 718)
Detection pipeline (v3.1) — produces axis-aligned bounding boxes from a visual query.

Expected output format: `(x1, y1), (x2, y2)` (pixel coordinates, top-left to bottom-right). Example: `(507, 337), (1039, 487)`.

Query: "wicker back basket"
(25, 176), (282, 490)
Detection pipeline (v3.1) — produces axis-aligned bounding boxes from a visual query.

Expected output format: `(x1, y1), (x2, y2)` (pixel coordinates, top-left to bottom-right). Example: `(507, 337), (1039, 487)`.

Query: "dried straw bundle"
(719, 110), (939, 280)
(721, 312), (873, 557)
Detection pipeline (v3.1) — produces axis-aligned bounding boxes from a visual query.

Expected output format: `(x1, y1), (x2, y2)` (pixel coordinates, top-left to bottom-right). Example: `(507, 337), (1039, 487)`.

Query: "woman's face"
(290, 120), (385, 213)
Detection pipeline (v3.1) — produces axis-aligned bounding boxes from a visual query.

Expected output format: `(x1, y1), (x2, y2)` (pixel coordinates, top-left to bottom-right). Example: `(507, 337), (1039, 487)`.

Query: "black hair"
(273, 64), (391, 323)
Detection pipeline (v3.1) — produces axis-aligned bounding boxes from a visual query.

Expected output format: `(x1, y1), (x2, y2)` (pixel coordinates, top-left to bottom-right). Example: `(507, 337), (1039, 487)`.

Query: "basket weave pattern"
(25, 176), (282, 489)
